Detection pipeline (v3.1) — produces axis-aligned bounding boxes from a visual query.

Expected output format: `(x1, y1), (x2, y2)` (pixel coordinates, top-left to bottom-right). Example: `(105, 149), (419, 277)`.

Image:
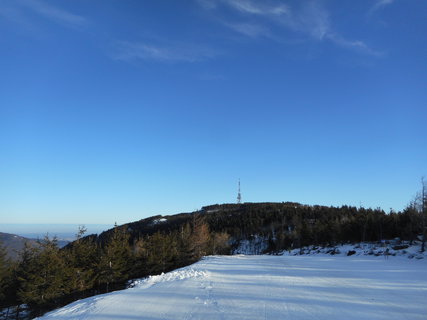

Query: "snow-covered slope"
(37, 253), (427, 320)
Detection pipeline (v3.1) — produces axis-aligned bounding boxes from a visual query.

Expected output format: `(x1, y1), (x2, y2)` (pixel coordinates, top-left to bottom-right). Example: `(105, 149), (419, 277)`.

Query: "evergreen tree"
(98, 224), (131, 292)
(0, 241), (12, 307)
(177, 223), (193, 264)
(17, 236), (70, 310)
(210, 232), (230, 255)
(145, 231), (169, 272)
(131, 237), (148, 278)
(189, 216), (210, 259)
(67, 226), (99, 293)
(16, 241), (40, 307)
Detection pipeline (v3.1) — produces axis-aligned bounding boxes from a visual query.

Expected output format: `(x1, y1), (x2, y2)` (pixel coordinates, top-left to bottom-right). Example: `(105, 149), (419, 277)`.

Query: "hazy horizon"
(0, 223), (113, 241)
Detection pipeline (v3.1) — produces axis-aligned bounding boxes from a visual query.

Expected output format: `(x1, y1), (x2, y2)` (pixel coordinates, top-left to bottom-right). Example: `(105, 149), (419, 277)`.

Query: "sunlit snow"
(38, 254), (427, 320)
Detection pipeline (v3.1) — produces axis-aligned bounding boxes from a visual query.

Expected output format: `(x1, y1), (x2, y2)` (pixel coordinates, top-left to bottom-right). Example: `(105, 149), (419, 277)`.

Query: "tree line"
(0, 192), (425, 318)
(204, 202), (424, 252)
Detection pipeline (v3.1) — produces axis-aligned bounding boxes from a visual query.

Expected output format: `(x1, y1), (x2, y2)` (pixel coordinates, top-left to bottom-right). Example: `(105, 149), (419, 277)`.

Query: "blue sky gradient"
(1, 0), (426, 224)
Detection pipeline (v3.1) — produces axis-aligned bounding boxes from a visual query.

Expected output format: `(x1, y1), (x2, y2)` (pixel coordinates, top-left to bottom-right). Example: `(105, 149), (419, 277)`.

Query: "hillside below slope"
(37, 254), (427, 320)
(0, 232), (38, 260)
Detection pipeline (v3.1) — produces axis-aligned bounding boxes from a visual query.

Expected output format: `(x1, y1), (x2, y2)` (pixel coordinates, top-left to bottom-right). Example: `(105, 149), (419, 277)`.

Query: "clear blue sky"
(1, 0), (426, 225)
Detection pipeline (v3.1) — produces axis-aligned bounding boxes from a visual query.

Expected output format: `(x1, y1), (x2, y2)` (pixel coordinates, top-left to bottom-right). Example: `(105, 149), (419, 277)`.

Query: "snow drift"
(37, 250), (427, 320)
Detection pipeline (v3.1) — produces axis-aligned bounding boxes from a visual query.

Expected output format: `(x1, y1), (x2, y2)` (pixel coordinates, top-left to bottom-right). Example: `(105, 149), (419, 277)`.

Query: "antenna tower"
(237, 179), (242, 204)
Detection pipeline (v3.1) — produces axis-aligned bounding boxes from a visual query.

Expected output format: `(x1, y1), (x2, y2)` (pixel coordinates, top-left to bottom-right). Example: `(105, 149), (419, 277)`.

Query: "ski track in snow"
(37, 255), (427, 320)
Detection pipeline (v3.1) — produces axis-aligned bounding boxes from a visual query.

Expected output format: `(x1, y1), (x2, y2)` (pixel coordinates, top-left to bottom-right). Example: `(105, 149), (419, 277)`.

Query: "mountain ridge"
(0, 232), (39, 261)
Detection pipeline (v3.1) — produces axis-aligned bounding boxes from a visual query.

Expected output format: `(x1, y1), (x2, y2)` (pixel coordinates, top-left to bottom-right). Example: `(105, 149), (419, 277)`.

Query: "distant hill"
(92, 201), (420, 253)
(0, 232), (69, 261)
(0, 232), (38, 261)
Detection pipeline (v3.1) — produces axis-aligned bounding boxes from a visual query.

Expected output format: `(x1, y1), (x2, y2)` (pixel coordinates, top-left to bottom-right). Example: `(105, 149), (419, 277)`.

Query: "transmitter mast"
(237, 179), (242, 204)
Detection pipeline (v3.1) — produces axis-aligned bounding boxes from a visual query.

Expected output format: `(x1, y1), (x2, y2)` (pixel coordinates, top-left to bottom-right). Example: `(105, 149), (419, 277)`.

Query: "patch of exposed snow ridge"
(232, 235), (268, 254)
(282, 242), (426, 259)
(152, 218), (167, 224)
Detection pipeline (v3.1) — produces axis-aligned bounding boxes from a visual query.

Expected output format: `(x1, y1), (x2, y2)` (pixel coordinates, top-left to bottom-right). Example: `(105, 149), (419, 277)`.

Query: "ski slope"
(38, 255), (427, 320)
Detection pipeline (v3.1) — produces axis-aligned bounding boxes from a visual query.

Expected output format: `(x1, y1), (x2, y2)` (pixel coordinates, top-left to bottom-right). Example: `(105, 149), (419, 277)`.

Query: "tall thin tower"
(237, 179), (242, 204)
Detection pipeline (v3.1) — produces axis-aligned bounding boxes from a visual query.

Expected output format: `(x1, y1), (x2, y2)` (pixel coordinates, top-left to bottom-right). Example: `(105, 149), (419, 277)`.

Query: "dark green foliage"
(143, 231), (177, 273)
(0, 242), (8, 302)
(200, 202), (423, 252)
(176, 222), (193, 264)
(16, 236), (71, 312)
(130, 218), (218, 279)
(66, 226), (99, 293)
(189, 216), (210, 260)
(210, 232), (230, 255)
(97, 224), (131, 292)
(0, 241), (14, 308)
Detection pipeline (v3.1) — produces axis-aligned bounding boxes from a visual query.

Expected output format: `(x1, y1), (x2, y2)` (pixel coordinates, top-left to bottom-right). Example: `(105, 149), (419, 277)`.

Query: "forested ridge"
(0, 200), (425, 319)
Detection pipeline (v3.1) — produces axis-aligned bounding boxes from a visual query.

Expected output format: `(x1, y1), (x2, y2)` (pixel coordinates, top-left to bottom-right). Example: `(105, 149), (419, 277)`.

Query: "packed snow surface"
(38, 254), (427, 320)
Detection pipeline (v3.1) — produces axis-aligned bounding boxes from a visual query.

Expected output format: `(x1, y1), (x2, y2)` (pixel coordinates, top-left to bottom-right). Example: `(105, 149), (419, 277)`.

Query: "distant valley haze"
(0, 223), (112, 241)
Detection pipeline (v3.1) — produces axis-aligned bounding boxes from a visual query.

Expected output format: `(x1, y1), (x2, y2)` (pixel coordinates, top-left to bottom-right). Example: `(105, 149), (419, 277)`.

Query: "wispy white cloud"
(0, 4), (36, 31)
(111, 41), (219, 63)
(223, 22), (271, 38)
(222, 0), (288, 16)
(327, 33), (384, 57)
(197, 0), (288, 16)
(278, 1), (330, 41)
(368, 0), (395, 15)
(0, 0), (87, 30)
(197, 0), (381, 56)
(209, 0), (330, 40)
(24, 0), (86, 28)
(196, 0), (218, 10)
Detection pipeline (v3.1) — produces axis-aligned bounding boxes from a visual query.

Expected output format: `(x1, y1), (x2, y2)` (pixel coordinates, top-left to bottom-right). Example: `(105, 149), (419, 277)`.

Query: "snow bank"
(129, 267), (207, 289)
(37, 253), (427, 320)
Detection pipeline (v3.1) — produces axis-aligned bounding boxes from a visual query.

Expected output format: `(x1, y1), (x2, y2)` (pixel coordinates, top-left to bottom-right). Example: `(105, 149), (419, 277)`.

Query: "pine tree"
(0, 241), (11, 307)
(178, 223), (193, 264)
(67, 226), (99, 293)
(98, 224), (131, 292)
(131, 237), (148, 278)
(146, 232), (171, 273)
(421, 178), (426, 252)
(210, 232), (230, 255)
(16, 241), (40, 307)
(189, 216), (210, 260)
(17, 236), (70, 310)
